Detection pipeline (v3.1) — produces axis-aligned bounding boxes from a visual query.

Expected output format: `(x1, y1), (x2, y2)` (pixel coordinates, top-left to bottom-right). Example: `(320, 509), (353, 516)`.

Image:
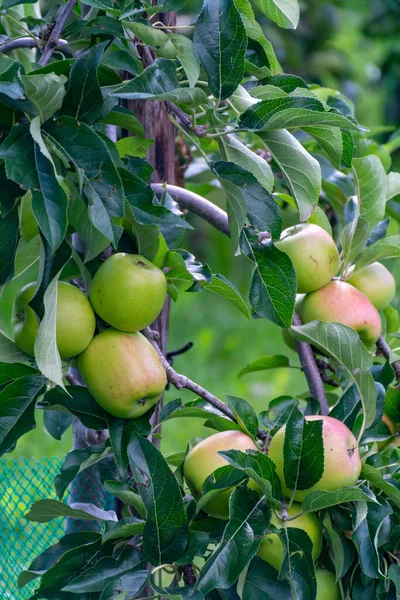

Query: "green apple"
(79, 329), (167, 419)
(268, 415), (362, 502)
(12, 281), (96, 359)
(183, 430), (258, 519)
(90, 253), (167, 332)
(275, 224), (339, 294)
(19, 192), (39, 242)
(347, 262), (396, 311)
(258, 502), (322, 570)
(299, 280), (381, 347)
(316, 569), (340, 600)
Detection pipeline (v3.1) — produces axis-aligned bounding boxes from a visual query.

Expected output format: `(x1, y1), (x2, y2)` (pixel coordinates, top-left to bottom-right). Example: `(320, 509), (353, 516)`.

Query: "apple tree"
(0, 0), (399, 598)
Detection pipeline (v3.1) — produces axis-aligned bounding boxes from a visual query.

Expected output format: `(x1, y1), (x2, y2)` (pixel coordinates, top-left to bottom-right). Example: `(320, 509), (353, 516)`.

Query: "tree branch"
(151, 183), (230, 237)
(142, 327), (267, 442)
(0, 37), (38, 52)
(376, 335), (400, 382)
(38, 0), (77, 66)
(165, 101), (207, 138)
(292, 313), (329, 415)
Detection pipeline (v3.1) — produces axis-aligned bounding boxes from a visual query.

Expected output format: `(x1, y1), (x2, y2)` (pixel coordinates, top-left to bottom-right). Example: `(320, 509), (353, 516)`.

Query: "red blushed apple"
(268, 415), (362, 502)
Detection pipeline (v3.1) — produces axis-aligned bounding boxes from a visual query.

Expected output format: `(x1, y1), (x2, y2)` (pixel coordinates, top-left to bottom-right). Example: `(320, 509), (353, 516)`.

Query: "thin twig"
(292, 313), (329, 415)
(142, 327), (267, 442)
(376, 335), (400, 382)
(165, 101), (207, 137)
(151, 183), (230, 236)
(38, 0), (77, 66)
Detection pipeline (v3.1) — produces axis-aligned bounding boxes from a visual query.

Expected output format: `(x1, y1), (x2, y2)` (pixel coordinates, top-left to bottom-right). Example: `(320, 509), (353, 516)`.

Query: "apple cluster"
(184, 416), (360, 598)
(12, 253), (168, 418)
(276, 223), (396, 347)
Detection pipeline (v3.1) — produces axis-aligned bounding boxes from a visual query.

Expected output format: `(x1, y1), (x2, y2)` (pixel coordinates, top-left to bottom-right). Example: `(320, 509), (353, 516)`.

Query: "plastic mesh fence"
(0, 457), (113, 600)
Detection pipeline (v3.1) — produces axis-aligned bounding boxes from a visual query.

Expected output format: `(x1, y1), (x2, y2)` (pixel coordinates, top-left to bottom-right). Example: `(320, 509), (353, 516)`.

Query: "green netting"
(0, 457), (112, 600)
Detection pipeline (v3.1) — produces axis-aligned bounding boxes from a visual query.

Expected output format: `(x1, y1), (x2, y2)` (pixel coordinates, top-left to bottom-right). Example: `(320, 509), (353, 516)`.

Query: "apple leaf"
(0, 123), (39, 189)
(41, 386), (108, 430)
(0, 374), (46, 457)
(223, 135), (274, 193)
(25, 499), (118, 523)
(195, 487), (269, 594)
(0, 331), (30, 364)
(107, 413), (153, 472)
(353, 234), (400, 271)
(258, 396), (299, 435)
(289, 321), (377, 433)
(169, 33), (200, 88)
(102, 518), (145, 544)
(234, 0), (279, 73)
(237, 355), (291, 378)
(302, 487), (377, 512)
(196, 465), (248, 514)
(252, 0), (299, 29)
(20, 72), (67, 124)
(55, 445), (112, 499)
(227, 396), (259, 438)
(240, 556), (292, 599)
(104, 481), (146, 519)
(109, 58), (178, 99)
(193, 0), (246, 101)
(202, 274), (251, 319)
(43, 409), (74, 441)
(353, 155), (387, 232)
(361, 464), (400, 508)
(352, 500), (392, 578)
(127, 432), (188, 565)
(278, 528), (316, 598)
(0, 361), (38, 385)
(282, 407), (324, 492)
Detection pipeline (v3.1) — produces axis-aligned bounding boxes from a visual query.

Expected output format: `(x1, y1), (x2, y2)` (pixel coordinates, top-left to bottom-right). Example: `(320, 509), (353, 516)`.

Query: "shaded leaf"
(238, 355), (291, 378)
(25, 499), (118, 523)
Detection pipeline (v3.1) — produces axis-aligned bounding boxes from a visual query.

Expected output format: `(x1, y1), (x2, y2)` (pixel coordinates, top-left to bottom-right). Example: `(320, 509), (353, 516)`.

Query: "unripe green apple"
(183, 430), (258, 519)
(12, 281), (96, 359)
(275, 224), (339, 294)
(79, 329), (167, 419)
(347, 262), (396, 311)
(19, 192), (39, 242)
(90, 253), (167, 332)
(316, 569), (340, 600)
(299, 280), (381, 347)
(268, 415), (361, 502)
(257, 502), (322, 570)
(229, 85), (260, 113)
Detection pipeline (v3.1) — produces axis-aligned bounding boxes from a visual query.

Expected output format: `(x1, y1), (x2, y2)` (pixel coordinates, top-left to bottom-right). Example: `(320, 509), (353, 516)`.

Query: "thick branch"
(38, 0), (77, 66)
(151, 183), (230, 237)
(292, 313), (329, 415)
(143, 327), (267, 442)
(0, 37), (38, 52)
(376, 335), (400, 382)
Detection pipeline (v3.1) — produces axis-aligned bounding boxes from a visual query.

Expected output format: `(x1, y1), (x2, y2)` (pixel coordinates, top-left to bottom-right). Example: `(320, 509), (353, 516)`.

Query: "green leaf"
(20, 73), (67, 123)
(353, 155), (387, 231)
(107, 413), (152, 472)
(195, 487), (268, 594)
(361, 464), (400, 508)
(99, 105), (144, 137)
(25, 499), (118, 523)
(303, 126), (345, 169)
(110, 58), (178, 99)
(42, 386), (108, 430)
(169, 33), (200, 88)
(63, 42), (108, 124)
(0, 123), (38, 189)
(43, 409), (73, 441)
(353, 235), (400, 271)
(104, 481), (146, 519)
(388, 564), (400, 596)
(0, 374), (46, 457)
(122, 20), (175, 52)
(193, 0), (247, 101)
(128, 432), (188, 566)
(279, 528), (316, 598)
(227, 396), (258, 438)
(282, 407), (324, 492)
(302, 487), (377, 512)
(341, 216), (370, 263)
(290, 322), (376, 431)
(102, 518), (145, 543)
(241, 556), (292, 599)
(0, 203), (19, 285)
(238, 355), (291, 378)
(202, 274), (250, 319)
(67, 187), (109, 262)
(386, 171), (400, 201)
(234, 0), (278, 73)
(259, 396), (298, 435)
(252, 0), (299, 29)
(307, 205), (332, 235)
(116, 136), (154, 158)
(55, 445), (112, 499)
(0, 331), (29, 363)
(223, 135), (274, 193)
(0, 362), (38, 385)
(259, 130), (321, 221)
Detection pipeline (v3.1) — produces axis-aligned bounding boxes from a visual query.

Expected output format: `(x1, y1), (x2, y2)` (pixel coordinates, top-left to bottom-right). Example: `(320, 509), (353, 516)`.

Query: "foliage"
(0, 0), (399, 598)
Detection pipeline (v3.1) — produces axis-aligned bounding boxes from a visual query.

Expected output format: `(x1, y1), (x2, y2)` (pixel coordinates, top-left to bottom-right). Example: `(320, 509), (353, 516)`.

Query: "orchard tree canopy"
(0, 0), (399, 598)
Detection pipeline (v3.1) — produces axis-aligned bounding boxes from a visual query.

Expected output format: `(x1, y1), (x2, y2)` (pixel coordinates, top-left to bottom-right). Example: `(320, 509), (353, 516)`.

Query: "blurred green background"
(2, 0), (400, 461)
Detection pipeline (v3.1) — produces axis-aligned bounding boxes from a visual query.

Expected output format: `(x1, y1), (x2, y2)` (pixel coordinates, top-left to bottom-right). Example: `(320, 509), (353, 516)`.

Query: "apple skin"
(12, 281), (96, 359)
(316, 569), (340, 600)
(183, 430), (258, 519)
(347, 262), (396, 311)
(90, 253), (167, 332)
(79, 329), (167, 419)
(268, 415), (362, 502)
(275, 224), (339, 294)
(257, 502), (322, 570)
(299, 280), (381, 347)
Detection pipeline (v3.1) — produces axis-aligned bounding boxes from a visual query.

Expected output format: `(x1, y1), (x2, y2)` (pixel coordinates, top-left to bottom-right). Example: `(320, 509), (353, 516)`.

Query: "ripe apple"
(90, 253), (167, 332)
(316, 569), (340, 600)
(347, 262), (396, 311)
(183, 430), (258, 519)
(12, 281), (96, 359)
(19, 192), (39, 242)
(299, 280), (381, 347)
(257, 502), (322, 570)
(268, 415), (362, 502)
(78, 329), (167, 419)
(275, 224), (339, 294)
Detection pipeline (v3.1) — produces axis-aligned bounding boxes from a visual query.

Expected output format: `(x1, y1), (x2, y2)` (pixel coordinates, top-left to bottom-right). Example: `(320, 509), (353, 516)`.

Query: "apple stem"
(142, 327), (268, 442)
